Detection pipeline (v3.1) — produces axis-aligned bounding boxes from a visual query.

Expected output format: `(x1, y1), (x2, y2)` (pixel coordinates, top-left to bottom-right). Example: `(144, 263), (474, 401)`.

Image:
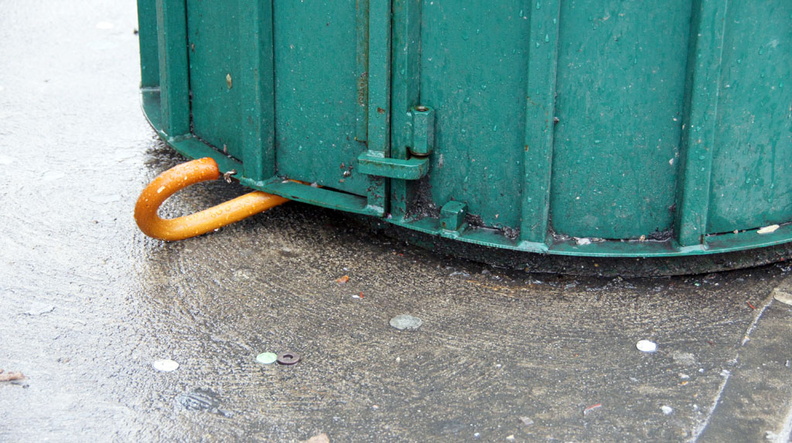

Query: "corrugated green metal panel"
(137, 0), (159, 88)
(273, 1), (371, 196)
(551, 0), (691, 239)
(187, 0), (246, 160)
(419, 1), (529, 232)
(136, 0), (792, 261)
(707, 1), (792, 233)
(154, 0), (190, 138)
(187, 1), (275, 181)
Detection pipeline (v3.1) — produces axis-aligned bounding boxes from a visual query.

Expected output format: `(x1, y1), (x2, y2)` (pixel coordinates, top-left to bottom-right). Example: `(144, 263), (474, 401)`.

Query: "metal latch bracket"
(357, 105), (435, 180)
(357, 154), (429, 180)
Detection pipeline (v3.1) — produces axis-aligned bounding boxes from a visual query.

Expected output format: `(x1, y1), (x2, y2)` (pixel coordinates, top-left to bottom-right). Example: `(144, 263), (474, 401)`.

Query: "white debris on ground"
(773, 288), (792, 306)
(255, 352), (278, 365)
(757, 224), (780, 234)
(301, 433), (330, 443)
(390, 314), (423, 331)
(636, 340), (658, 353)
(152, 359), (179, 372)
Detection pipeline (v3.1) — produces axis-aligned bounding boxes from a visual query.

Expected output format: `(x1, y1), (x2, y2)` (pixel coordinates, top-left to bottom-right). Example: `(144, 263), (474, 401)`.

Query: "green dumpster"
(136, 0), (792, 274)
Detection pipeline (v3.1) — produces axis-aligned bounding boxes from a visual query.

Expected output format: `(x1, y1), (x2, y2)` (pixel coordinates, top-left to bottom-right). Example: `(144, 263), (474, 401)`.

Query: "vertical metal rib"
(519, 0), (561, 252)
(239, 0), (276, 182)
(674, 0), (728, 248)
(155, 0), (190, 138)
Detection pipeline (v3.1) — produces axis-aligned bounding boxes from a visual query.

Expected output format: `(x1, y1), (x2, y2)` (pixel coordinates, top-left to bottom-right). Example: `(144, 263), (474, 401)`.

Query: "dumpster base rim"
(140, 89), (792, 268)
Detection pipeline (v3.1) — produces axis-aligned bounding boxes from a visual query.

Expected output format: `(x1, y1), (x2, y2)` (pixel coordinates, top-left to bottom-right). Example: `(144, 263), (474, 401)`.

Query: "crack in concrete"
(693, 276), (792, 441)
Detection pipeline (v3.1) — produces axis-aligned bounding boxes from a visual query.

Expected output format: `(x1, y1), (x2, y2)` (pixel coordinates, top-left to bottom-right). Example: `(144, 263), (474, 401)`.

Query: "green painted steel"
(137, 0), (792, 259)
(357, 154), (429, 180)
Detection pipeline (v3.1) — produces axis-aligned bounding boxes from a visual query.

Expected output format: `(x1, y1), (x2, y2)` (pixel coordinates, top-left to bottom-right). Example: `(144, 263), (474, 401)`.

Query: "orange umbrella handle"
(134, 157), (289, 241)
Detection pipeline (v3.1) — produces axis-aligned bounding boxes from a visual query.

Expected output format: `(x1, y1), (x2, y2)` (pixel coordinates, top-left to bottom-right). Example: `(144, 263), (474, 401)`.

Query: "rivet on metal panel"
(440, 201), (468, 231)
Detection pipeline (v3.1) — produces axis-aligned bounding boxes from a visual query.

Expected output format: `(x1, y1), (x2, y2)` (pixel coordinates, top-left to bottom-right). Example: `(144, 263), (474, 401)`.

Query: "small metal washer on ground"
(277, 352), (301, 365)
(255, 352), (278, 365)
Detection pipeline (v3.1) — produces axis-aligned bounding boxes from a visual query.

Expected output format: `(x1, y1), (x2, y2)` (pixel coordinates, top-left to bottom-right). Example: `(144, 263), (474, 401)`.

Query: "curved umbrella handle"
(134, 157), (288, 241)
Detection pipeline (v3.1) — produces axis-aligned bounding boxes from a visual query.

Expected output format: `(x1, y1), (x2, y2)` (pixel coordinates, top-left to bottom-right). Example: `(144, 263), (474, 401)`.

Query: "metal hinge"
(358, 106), (435, 180)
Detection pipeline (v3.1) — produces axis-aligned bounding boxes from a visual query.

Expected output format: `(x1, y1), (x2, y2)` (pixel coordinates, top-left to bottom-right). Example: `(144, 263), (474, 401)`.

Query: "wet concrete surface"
(1, 1), (792, 441)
